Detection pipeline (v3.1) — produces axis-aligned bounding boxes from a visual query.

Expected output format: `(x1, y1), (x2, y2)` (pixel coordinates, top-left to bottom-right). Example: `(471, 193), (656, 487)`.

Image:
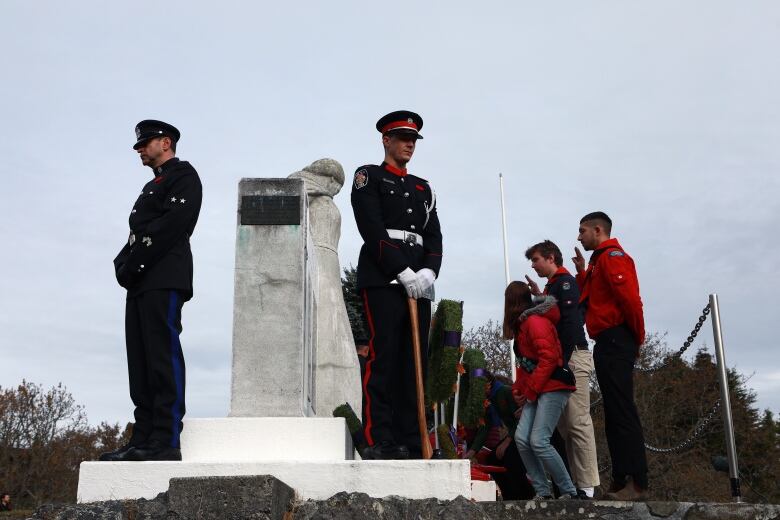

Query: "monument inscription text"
(240, 195), (301, 225)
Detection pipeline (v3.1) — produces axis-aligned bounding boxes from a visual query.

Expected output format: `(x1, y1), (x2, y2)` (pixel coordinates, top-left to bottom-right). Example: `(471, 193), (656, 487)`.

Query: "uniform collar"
(595, 237), (622, 252)
(548, 266), (569, 281)
(545, 266), (570, 291)
(382, 162), (408, 177)
(152, 157), (180, 182)
(154, 157), (180, 175)
(588, 238), (623, 266)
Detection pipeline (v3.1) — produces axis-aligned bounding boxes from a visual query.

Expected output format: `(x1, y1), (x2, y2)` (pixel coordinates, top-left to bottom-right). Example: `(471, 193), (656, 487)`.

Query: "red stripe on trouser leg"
(361, 289), (377, 446)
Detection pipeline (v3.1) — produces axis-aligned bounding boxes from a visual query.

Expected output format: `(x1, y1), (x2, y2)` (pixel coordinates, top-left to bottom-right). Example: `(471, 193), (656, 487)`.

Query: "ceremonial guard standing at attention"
(100, 120), (202, 462)
(351, 111), (443, 459)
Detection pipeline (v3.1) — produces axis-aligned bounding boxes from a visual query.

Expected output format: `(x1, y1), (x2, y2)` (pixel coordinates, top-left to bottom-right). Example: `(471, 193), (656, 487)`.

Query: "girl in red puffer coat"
(503, 281), (580, 500)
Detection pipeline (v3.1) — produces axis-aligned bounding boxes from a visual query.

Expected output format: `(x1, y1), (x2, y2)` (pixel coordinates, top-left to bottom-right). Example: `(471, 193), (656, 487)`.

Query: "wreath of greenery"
(425, 300), (463, 405)
(333, 403), (366, 451)
(436, 423), (458, 459)
(458, 348), (488, 429)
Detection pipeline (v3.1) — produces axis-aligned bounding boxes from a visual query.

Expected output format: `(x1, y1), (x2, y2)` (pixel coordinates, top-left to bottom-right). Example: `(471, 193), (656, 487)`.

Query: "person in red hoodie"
(573, 211), (648, 501)
(504, 281), (580, 500)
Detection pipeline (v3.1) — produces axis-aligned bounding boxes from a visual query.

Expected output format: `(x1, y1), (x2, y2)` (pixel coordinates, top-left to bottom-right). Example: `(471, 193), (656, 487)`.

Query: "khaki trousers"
(557, 349), (600, 488)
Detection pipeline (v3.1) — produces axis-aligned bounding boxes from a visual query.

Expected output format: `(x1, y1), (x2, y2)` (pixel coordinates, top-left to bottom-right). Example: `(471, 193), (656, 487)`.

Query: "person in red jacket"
(573, 211), (648, 501)
(504, 281), (581, 500)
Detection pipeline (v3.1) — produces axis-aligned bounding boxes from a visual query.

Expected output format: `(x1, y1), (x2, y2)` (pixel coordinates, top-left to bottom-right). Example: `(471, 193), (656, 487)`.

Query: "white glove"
(397, 267), (422, 299)
(416, 268), (436, 293)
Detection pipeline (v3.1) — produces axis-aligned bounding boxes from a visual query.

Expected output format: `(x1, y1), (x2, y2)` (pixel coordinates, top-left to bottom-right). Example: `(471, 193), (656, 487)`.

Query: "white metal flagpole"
(499, 173), (516, 382)
(451, 348), (466, 429)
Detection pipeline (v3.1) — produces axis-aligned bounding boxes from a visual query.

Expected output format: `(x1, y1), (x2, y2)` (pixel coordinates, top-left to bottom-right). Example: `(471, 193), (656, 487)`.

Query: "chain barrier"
(589, 301), (721, 459)
(644, 399), (721, 453)
(597, 400), (721, 473)
(591, 302), (711, 412)
(635, 303), (711, 373)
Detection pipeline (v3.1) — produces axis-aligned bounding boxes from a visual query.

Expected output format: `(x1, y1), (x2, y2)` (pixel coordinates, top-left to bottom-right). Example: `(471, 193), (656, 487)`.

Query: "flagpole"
(499, 173), (516, 382)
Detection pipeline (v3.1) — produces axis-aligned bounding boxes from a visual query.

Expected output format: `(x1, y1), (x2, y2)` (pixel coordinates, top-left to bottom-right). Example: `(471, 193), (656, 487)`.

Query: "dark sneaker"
(575, 489), (591, 500)
(98, 443), (139, 462)
(559, 492), (587, 500)
(531, 495), (554, 501)
(124, 441), (182, 461)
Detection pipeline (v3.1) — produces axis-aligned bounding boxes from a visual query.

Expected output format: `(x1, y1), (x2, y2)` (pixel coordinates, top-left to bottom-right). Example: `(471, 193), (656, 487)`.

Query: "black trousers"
(593, 324), (648, 489)
(361, 286), (431, 455)
(125, 289), (186, 448)
(489, 441), (535, 500)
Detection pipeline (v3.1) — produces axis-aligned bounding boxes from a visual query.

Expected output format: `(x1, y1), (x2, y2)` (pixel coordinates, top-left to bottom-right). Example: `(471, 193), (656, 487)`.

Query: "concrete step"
(180, 417), (353, 462)
(77, 459), (472, 502)
(471, 480), (497, 501)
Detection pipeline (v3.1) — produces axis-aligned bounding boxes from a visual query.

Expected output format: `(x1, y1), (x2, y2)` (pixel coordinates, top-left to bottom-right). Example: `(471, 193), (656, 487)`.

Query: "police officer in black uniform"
(100, 120), (202, 462)
(351, 111), (443, 459)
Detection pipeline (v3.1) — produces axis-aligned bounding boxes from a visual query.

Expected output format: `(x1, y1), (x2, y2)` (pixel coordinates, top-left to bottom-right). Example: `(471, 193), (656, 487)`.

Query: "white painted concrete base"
(180, 417), (353, 461)
(471, 480), (497, 502)
(77, 460), (471, 503)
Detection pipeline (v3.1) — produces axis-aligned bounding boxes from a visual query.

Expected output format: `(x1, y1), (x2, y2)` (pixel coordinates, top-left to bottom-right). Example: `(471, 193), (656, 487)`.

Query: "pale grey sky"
(1, 1), (778, 426)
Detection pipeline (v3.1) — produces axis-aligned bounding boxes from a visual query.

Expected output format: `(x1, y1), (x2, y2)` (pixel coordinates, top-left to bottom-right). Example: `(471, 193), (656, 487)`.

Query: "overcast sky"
(1, 1), (778, 428)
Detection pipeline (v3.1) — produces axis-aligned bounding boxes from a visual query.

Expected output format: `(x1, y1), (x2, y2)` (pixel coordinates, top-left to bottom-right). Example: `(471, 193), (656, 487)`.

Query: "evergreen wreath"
(458, 348), (488, 428)
(425, 300), (463, 405)
(436, 423), (458, 459)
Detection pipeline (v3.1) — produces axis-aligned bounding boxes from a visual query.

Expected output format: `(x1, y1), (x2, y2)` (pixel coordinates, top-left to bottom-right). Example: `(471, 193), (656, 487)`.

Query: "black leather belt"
(574, 345), (589, 351)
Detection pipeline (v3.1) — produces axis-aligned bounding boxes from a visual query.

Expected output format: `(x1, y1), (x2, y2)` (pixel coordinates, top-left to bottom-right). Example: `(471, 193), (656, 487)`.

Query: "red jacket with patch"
(511, 297), (576, 402)
(575, 238), (645, 347)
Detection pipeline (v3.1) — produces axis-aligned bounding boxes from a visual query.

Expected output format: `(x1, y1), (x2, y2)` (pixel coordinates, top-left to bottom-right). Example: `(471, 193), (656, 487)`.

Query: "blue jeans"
(514, 390), (576, 497)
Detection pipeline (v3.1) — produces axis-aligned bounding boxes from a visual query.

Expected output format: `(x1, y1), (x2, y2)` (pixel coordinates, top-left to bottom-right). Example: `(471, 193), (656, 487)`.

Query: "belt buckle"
(404, 232), (416, 245)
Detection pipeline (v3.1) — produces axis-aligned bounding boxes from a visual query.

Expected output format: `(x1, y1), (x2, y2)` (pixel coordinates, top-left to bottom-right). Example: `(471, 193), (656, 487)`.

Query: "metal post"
(709, 293), (742, 502)
(499, 174), (516, 381)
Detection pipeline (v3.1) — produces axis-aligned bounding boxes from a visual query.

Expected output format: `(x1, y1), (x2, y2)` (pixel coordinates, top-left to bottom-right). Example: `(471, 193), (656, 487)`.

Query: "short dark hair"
(524, 240), (563, 267)
(580, 211), (612, 235)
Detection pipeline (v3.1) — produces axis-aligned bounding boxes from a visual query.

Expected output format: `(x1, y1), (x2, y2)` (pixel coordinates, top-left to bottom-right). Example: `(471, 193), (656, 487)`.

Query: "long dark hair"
(502, 281), (532, 340)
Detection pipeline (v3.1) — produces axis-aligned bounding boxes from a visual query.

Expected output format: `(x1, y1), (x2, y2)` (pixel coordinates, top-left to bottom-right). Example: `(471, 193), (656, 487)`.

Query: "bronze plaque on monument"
(240, 195), (301, 225)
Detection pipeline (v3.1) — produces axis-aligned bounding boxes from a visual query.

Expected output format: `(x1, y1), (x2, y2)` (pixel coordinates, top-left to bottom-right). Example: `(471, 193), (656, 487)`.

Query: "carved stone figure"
(289, 159), (362, 419)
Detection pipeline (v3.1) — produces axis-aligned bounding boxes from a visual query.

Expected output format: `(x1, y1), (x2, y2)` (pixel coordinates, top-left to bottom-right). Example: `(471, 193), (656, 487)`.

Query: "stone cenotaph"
(76, 159), (470, 503)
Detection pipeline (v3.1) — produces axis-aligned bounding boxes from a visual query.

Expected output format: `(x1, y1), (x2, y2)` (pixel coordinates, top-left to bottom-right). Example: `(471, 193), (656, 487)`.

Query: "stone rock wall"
(29, 475), (780, 520)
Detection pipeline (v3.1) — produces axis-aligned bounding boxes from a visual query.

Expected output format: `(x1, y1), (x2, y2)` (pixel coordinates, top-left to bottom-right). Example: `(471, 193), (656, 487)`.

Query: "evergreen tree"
(341, 265), (368, 343)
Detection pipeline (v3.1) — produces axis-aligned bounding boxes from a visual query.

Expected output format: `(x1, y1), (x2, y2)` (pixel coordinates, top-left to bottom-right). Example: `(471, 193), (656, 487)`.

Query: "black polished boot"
(99, 443), (141, 462)
(124, 441), (182, 461)
(362, 441), (409, 460)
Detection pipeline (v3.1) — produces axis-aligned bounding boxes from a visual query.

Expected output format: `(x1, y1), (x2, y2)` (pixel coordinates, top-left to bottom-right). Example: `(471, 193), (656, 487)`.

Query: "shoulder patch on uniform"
(562, 281), (571, 290)
(354, 169), (368, 189)
(609, 250), (624, 257)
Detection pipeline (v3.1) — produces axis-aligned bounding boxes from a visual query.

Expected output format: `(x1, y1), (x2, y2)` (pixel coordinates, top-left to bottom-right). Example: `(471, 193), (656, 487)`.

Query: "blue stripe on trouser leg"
(167, 290), (185, 449)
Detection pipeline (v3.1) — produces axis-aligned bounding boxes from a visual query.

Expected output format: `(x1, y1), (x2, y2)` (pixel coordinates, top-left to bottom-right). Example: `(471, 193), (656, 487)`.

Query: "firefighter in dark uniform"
(351, 111), (443, 459)
(573, 211), (648, 500)
(99, 120), (202, 462)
